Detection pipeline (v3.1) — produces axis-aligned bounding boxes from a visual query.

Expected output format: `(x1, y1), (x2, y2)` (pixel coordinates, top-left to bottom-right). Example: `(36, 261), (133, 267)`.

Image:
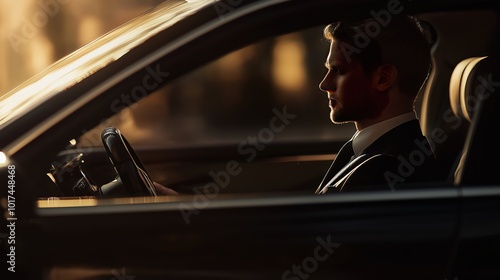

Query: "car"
(1, 0), (500, 279)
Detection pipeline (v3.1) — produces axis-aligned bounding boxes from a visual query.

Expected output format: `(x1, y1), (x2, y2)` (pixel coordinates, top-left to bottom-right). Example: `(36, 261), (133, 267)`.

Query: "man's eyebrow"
(324, 62), (331, 69)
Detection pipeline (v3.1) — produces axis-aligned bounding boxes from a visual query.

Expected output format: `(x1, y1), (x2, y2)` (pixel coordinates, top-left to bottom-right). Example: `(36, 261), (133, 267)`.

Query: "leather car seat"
(449, 56), (500, 185)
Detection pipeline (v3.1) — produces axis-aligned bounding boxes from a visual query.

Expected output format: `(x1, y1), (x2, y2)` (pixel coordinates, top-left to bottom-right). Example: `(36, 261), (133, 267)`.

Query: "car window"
(77, 25), (356, 149)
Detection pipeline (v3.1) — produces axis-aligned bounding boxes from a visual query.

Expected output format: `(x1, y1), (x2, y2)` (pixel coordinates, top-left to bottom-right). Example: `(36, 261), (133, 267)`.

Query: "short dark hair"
(324, 15), (431, 97)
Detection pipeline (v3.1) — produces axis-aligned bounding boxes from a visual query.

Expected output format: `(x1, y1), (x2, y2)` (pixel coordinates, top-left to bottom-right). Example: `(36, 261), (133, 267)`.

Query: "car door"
(30, 188), (459, 280)
(4, 0), (494, 279)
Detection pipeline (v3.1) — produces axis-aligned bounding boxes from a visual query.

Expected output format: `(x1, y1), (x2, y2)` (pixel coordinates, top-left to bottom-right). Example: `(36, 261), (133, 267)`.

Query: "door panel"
(29, 189), (460, 280)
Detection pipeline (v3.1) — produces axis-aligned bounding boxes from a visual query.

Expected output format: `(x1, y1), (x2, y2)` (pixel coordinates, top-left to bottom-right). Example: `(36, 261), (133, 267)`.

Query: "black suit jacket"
(316, 120), (440, 194)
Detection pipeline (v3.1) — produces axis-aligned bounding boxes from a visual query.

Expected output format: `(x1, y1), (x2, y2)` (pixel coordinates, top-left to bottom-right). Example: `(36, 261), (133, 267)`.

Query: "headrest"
(449, 56), (494, 122)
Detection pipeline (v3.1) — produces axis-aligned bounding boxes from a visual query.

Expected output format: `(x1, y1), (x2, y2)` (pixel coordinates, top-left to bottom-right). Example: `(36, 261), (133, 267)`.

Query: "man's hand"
(154, 182), (179, 195)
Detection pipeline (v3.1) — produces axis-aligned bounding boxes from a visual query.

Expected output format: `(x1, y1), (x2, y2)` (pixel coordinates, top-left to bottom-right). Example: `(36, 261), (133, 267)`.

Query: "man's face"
(319, 39), (377, 125)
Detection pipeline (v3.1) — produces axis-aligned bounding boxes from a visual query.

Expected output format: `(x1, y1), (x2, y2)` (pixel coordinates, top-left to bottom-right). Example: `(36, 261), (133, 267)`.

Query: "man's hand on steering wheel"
(101, 127), (178, 197)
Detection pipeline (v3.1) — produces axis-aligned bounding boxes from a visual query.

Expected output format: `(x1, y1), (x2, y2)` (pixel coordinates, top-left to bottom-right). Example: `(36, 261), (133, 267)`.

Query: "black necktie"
(333, 140), (355, 170)
(316, 140), (354, 194)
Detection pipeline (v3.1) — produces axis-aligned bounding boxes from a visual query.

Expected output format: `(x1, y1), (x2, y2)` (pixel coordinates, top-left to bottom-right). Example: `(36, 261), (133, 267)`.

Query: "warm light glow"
(272, 34), (307, 94)
(37, 197), (98, 208)
(28, 36), (55, 73)
(0, 0), (212, 131)
(0, 152), (6, 164)
(78, 17), (103, 46)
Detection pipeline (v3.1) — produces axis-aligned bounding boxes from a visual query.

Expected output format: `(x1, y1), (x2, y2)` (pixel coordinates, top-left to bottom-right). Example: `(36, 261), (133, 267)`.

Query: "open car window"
(77, 25), (355, 149)
(60, 25), (356, 197)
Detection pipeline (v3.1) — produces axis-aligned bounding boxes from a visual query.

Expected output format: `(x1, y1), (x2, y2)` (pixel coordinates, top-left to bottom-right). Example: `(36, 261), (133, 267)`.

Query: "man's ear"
(372, 64), (398, 91)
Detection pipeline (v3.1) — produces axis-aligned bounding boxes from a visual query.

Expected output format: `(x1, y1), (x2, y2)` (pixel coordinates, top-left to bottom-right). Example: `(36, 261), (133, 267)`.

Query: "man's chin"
(330, 115), (352, 125)
(330, 112), (346, 124)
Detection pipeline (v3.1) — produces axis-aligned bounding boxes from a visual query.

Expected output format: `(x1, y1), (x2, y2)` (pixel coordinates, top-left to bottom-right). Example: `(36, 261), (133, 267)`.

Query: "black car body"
(1, 0), (500, 279)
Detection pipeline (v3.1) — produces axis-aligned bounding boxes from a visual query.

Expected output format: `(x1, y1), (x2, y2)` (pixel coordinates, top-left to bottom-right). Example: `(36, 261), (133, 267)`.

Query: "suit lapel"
(316, 140), (354, 194)
(319, 154), (370, 193)
(316, 120), (427, 194)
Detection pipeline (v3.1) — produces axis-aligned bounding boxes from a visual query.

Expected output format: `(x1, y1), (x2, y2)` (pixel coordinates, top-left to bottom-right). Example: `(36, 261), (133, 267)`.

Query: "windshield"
(0, 0), (213, 129)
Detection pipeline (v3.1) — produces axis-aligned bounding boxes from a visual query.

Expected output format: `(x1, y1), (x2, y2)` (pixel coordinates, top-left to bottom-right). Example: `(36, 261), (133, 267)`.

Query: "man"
(316, 15), (440, 194)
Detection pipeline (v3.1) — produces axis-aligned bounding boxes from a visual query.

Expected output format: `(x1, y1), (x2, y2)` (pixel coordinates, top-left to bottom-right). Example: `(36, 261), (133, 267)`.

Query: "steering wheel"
(101, 127), (157, 197)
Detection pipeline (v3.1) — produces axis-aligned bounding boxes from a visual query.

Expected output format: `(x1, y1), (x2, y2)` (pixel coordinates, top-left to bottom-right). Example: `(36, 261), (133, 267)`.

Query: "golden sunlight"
(272, 34), (307, 95)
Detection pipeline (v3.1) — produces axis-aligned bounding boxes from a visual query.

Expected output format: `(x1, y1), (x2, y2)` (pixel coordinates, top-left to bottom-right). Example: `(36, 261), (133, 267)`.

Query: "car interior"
(5, 2), (500, 279)
(419, 10), (499, 186)
(449, 55), (500, 185)
(42, 7), (500, 199)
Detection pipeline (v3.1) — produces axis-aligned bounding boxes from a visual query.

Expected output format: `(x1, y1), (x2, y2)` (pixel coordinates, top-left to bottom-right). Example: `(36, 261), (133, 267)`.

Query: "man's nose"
(319, 73), (333, 93)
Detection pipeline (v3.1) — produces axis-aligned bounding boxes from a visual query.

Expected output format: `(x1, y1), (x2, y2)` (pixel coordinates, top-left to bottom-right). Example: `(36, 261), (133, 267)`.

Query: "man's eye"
(332, 66), (344, 74)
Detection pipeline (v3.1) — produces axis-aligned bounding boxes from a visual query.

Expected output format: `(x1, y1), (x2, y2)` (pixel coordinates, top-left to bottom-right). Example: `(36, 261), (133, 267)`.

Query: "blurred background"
(0, 0), (354, 147)
(0, 0), (164, 95)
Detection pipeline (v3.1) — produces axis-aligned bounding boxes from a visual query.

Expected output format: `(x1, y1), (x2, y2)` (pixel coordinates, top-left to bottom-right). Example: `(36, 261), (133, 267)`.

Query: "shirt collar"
(351, 112), (417, 156)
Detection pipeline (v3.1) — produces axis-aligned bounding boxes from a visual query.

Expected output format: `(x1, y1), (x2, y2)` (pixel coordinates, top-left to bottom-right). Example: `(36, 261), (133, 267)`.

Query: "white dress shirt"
(351, 112), (417, 156)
